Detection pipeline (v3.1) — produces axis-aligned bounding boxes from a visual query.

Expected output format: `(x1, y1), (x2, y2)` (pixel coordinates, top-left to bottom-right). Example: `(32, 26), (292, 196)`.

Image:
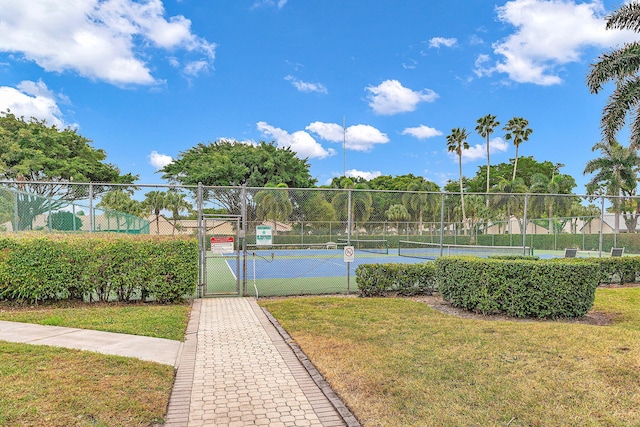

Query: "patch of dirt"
(598, 282), (640, 289)
(408, 294), (617, 326)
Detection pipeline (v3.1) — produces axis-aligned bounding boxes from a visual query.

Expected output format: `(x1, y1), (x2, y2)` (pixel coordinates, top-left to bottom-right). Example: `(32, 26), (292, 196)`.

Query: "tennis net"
(398, 240), (532, 259)
(337, 238), (389, 254)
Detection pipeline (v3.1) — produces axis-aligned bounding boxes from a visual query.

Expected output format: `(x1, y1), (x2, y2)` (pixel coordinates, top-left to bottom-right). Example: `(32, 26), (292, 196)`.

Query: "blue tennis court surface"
(226, 250), (427, 280)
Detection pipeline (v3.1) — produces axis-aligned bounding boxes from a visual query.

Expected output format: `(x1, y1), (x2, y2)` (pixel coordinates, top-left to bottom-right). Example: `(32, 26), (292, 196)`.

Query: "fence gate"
(198, 214), (242, 297)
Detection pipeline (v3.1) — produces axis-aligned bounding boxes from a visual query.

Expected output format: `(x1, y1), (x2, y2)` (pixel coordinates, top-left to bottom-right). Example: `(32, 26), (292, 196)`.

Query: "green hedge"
(584, 256), (640, 285)
(355, 263), (436, 297)
(0, 234), (197, 303)
(435, 257), (600, 319)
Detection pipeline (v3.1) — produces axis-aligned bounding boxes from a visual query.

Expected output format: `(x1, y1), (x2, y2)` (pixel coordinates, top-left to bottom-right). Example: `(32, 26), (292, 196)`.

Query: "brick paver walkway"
(164, 298), (358, 427)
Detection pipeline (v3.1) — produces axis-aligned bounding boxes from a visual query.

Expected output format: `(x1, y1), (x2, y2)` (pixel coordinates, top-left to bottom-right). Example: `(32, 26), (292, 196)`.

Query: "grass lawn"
(261, 288), (640, 427)
(0, 301), (191, 426)
(0, 302), (190, 341)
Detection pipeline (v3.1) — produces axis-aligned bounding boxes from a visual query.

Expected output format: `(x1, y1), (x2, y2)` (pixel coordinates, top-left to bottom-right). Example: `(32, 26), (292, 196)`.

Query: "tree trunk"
(486, 135), (491, 195)
(459, 155), (467, 235)
(512, 144), (520, 181)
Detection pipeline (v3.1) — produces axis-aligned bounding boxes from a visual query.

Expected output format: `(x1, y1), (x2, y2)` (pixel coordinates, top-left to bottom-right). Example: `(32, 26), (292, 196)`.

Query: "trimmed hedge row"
(586, 256), (640, 285)
(435, 257), (600, 319)
(0, 234), (197, 303)
(355, 263), (436, 297)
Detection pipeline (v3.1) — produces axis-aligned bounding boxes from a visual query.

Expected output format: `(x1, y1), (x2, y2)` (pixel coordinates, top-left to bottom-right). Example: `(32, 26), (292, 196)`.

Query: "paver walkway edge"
(164, 298), (360, 427)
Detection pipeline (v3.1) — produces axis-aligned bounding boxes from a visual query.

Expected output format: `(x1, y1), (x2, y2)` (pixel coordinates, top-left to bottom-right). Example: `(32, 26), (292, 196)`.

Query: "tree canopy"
(587, 2), (640, 147)
(464, 157), (574, 193)
(0, 111), (136, 230)
(0, 111), (136, 193)
(161, 140), (317, 188)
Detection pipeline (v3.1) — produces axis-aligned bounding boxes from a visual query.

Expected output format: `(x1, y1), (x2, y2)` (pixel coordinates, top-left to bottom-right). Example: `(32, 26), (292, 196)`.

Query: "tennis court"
(204, 239), (540, 297)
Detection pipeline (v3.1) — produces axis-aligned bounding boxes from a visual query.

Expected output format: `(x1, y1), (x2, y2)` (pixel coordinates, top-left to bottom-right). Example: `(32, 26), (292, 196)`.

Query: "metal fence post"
(347, 189), (352, 245)
(197, 182), (204, 298)
(241, 184), (248, 297)
(88, 183), (94, 233)
(522, 194), (529, 256)
(439, 192), (445, 257)
(13, 191), (18, 232)
(599, 195), (604, 257)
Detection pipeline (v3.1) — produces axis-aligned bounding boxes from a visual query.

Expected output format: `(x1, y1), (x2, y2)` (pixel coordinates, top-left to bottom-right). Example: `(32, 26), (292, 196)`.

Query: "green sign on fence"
(256, 225), (272, 246)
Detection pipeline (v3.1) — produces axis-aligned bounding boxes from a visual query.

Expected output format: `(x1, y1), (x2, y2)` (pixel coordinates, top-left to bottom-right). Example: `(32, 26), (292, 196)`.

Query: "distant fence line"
(2, 181), (640, 255)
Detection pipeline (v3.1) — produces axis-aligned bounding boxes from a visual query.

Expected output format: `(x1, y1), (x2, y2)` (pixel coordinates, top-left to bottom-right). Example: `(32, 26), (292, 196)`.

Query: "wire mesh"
(3, 181), (640, 296)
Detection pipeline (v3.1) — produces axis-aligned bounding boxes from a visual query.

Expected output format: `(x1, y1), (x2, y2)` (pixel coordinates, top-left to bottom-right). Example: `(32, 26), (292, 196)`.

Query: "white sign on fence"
(256, 225), (273, 246)
(343, 246), (355, 263)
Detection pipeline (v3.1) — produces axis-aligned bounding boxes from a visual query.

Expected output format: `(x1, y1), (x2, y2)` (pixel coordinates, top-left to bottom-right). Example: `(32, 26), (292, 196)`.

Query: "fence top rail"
(0, 180), (636, 202)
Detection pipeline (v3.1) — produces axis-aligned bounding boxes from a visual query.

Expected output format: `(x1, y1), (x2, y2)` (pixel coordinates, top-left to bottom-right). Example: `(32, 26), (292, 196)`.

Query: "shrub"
(435, 256), (600, 319)
(0, 234), (197, 304)
(487, 255), (540, 261)
(585, 256), (640, 285)
(356, 262), (436, 297)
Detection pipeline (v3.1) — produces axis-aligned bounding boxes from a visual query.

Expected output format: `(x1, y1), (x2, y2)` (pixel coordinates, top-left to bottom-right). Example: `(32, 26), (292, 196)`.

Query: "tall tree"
(490, 177), (529, 236)
(446, 127), (470, 232)
(386, 204), (410, 234)
(402, 180), (440, 235)
(584, 141), (640, 233)
(503, 117), (533, 181)
(254, 183), (293, 235)
(331, 180), (373, 235)
(165, 190), (193, 235)
(161, 140), (316, 216)
(142, 190), (168, 235)
(475, 114), (500, 194)
(529, 173), (576, 233)
(587, 2), (640, 147)
(0, 111), (136, 230)
(97, 188), (144, 232)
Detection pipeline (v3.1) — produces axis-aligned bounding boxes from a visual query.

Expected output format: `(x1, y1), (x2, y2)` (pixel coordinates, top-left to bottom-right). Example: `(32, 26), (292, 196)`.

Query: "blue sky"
(0, 0), (637, 192)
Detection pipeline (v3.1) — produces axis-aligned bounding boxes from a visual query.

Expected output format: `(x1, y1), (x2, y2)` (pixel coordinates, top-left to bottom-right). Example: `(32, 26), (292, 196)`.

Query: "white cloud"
(252, 0), (288, 9)
(481, 0), (637, 85)
(306, 122), (389, 152)
(366, 79), (438, 115)
(284, 75), (328, 94)
(148, 150), (173, 169)
(469, 34), (484, 45)
(0, 80), (66, 127)
(345, 169), (382, 181)
(429, 37), (457, 48)
(183, 60), (211, 77)
(0, 0), (216, 86)
(402, 125), (443, 139)
(460, 137), (509, 162)
(256, 121), (335, 159)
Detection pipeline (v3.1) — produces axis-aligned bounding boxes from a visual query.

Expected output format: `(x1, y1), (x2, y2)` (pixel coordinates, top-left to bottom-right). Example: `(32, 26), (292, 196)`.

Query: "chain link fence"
(2, 181), (639, 296)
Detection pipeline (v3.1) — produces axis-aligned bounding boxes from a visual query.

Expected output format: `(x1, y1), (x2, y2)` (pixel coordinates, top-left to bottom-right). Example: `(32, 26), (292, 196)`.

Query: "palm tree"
(490, 177), (528, 238)
(584, 141), (640, 233)
(402, 181), (439, 235)
(475, 114), (500, 194)
(529, 173), (575, 234)
(165, 190), (192, 235)
(331, 184), (373, 235)
(254, 183), (293, 236)
(587, 2), (640, 147)
(503, 117), (533, 181)
(446, 127), (470, 233)
(142, 190), (168, 235)
(386, 204), (410, 234)
(98, 188), (143, 232)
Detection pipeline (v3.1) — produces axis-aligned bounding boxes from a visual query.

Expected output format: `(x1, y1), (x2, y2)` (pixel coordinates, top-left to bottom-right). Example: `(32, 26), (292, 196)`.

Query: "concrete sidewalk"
(0, 320), (181, 366)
